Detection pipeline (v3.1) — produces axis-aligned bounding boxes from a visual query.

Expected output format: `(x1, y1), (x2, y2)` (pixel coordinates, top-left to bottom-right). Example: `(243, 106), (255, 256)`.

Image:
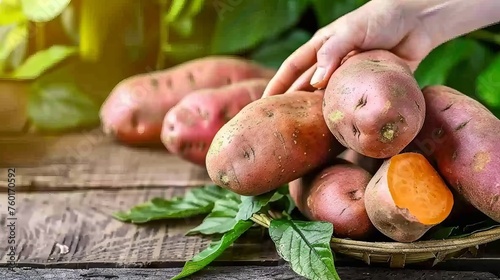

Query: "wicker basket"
(330, 227), (500, 268)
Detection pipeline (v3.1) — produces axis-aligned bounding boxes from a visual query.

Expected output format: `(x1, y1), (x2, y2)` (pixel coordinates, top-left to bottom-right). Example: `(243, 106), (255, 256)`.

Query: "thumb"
(310, 25), (362, 89)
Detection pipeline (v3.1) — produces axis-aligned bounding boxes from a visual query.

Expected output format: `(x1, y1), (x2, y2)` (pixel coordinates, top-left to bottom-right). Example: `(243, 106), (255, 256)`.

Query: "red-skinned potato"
(161, 79), (269, 166)
(100, 56), (275, 145)
(289, 159), (375, 240)
(323, 50), (425, 158)
(412, 85), (500, 222)
(206, 90), (344, 196)
(364, 152), (454, 242)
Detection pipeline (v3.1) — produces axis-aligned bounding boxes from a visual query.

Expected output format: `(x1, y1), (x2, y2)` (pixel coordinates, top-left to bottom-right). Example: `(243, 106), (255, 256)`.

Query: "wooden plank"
(0, 129), (212, 191)
(1, 266), (499, 280)
(0, 188), (280, 267)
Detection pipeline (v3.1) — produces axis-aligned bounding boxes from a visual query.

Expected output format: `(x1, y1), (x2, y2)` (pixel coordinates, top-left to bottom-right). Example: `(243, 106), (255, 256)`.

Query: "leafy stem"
(250, 210), (287, 228)
(250, 213), (272, 228)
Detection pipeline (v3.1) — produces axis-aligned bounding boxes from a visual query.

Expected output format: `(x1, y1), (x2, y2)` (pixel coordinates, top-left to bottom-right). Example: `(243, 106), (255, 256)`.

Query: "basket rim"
(330, 226), (500, 253)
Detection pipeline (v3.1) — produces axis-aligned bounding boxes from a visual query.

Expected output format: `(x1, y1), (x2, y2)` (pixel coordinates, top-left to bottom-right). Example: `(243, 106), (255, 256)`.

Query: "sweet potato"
(401, 145), (488, 226)
(206, 90), (344, 196)
(161, 79), (269, 166)
(364, 152), (454, 242)
(100, 56), (276, 145)
(337, 149), (383, 175)
(289, 159), (375, 240)
(322, 50), (425, 158)
(412, 85), (500, 222)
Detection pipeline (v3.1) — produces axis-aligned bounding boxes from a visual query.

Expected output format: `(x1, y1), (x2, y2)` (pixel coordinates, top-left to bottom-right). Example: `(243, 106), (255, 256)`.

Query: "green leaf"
(250, 29), (312, 69)
(446, 39), (494, 96)
(269, 219), (340, 280)
(311, 0), (367, 27)
(477, 53), (500, 111)
(277, 194), (296, 215)
(426, 225), (460, 240)
(210, 0), (309, 54)
(0, 23), (27, 73)
(113, 185), (229, 223)
(236, 191), (284, 221)
(20, 0), (71, 22)
(415, 38), (476, 88)
(268, 184), (296, 215)
(187, 193), (241, 235)
(0, 0), (26, 25)
(28, 81), (100, 131)
(453, 219), (500, 238)
(427, 219), (500, 240)
(172, 220), (253, 280)
(12, 45), (77, 79)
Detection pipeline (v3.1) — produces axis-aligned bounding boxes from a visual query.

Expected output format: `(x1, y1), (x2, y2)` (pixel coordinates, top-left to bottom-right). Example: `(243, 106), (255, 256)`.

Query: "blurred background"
(0, 0), (499, 135)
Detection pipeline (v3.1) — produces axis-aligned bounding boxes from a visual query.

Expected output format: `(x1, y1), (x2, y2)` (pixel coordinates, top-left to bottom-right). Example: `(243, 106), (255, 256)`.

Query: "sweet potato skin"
(322, 50), (425, 158)
(161, 79), (269, 166)
(206, 90), (344, 196)
(289, 160), (375, 240)
(364, 158), (433, 242)
(337, 149), (383, 175)
(289, 177), (311, 218)
(100, 56), (275, 145)
(412, 85), (500, 222)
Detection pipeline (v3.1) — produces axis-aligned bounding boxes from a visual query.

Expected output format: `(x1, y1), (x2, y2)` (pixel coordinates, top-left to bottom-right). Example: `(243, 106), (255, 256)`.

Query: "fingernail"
(310, 67), (325, 86)
(137, 124), (146, 135)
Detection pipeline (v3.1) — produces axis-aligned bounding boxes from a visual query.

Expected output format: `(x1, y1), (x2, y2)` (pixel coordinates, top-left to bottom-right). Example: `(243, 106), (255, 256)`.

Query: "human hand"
(262, 0), (436, 97)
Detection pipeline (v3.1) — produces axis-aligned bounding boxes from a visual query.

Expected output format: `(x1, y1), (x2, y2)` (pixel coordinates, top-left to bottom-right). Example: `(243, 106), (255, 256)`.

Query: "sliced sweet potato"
(364, 152), (454, 242)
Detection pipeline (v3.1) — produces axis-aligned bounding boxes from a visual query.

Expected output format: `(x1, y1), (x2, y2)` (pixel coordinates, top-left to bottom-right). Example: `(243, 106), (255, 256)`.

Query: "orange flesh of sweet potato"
(100, 56), (275, 145)
(161, 79), (269, 166)
(365, 152), (454, 242)
(387, 153), (454, 225)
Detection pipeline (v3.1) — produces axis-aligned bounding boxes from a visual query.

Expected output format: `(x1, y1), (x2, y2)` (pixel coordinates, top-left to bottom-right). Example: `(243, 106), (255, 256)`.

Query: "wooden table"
(1, 129), (499, 279)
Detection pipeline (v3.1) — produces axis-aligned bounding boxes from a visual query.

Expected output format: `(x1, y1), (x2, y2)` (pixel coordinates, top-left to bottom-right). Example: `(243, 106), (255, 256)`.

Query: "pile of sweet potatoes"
(101, 50), (499, 243)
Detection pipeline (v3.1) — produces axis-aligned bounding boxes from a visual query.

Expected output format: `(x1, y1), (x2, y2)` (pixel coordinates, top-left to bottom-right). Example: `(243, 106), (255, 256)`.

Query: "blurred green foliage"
(0, 0), (499, 133)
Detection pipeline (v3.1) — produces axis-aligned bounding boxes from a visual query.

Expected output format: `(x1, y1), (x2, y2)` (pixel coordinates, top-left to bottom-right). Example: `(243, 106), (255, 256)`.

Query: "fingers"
(285, 64), (317, 94)
(341, 50), (361, 65)
(310, 23), (363, 89)
(262, 34), (328, 98)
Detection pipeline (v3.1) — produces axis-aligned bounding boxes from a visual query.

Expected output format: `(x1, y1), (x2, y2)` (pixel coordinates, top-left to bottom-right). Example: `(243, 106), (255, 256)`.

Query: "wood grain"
(0, 129), (213, 191)
(0, 188), (280, 267)
(1, 266), (499, 280)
